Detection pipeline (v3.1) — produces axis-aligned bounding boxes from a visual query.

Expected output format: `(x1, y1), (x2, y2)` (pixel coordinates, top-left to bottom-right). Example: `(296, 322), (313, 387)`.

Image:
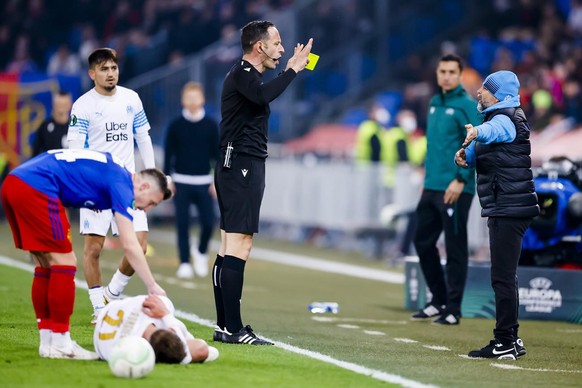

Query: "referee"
(212, 20), (313, 345)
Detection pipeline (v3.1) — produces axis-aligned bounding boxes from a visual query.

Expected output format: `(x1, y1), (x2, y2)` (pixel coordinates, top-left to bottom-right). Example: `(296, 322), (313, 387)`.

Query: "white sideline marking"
(423, 345), (450, 351)
(150, 231), (405, 284)
(0, 255), (432, 388)
(311, 316), (407, 325)
(457, 355), (479, 360)
(557, 329), (582, 334)
(363, 330), (386, 336)
(250, 246), (405, 284)
(491, 363), (582, 374)
(394, 338), (418, 343)
(337, 324), (360, 329)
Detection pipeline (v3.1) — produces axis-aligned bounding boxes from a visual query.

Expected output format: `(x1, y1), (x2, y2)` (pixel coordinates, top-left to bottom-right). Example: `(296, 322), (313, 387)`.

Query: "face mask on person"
(373, 107), (390, 126)
(399, 116), (417, 133)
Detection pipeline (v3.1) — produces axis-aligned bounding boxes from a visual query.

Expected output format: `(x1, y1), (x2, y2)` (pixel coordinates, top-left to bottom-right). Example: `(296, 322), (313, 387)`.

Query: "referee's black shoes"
(221, 325), (274, 345)
(213, 326), (225, 342)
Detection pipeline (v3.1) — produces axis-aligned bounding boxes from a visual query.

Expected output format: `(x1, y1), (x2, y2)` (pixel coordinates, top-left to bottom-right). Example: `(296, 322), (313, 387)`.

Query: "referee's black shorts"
(215, 153), (266, 234)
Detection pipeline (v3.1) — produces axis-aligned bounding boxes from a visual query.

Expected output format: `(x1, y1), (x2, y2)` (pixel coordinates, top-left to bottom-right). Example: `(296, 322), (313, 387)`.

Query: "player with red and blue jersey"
(1, 148), (171, 360)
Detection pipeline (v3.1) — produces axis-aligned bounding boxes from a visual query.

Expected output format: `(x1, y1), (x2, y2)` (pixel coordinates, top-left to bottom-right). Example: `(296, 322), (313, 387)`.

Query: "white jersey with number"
(93, 295), (194, 363)
(67, 86), (150, 173)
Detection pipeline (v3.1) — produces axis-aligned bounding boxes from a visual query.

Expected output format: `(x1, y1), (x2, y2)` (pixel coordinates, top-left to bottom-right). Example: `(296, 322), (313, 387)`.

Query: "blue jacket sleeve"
(464, 142), (476, 168)
(475, 115), (516, 144)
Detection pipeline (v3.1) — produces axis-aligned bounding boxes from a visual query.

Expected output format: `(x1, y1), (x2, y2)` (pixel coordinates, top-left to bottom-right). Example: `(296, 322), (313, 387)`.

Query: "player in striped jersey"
(67, 48), (158, 323)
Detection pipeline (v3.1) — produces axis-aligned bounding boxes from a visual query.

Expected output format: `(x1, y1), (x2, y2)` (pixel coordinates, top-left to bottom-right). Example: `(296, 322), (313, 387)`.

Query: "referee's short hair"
(241, 20), (274, 54)
(88, 48), (118, 69)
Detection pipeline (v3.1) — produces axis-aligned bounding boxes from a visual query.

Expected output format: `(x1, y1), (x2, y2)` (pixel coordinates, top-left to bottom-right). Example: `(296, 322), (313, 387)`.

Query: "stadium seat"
(341, 107), (368, 126)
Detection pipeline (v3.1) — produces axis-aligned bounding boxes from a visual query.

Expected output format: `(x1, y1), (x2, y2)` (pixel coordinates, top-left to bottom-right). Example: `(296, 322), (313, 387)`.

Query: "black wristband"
(455, 175), (466, 184)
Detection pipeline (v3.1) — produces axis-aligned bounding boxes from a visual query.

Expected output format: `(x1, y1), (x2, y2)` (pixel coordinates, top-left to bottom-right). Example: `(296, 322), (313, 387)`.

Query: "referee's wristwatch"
(455, 175), (466, 184)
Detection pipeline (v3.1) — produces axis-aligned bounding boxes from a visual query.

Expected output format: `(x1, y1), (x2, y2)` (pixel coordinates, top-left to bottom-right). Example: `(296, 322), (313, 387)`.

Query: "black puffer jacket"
(475, 107), (539, 218)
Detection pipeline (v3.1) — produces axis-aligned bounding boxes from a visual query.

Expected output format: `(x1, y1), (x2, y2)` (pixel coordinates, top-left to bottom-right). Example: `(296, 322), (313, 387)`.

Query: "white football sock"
(51, 331), (71, 349)
(88, 286), (105, 310)
(39, 328), (52, 347)
(107, 269), (131, 296)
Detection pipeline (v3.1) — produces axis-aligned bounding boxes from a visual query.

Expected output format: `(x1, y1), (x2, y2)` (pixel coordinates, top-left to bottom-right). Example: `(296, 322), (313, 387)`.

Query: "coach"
(455, 70), (539, 359)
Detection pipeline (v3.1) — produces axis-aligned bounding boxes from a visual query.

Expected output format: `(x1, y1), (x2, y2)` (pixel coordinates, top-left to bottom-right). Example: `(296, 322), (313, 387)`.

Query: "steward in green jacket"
(424, 84), (482, 194)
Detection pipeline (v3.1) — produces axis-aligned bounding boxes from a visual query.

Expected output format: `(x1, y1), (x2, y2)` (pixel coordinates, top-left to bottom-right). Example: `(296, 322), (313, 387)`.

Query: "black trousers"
(488, 216), (532, 344)
(173, 183), (216, 264)
(413, 190), (473, 315)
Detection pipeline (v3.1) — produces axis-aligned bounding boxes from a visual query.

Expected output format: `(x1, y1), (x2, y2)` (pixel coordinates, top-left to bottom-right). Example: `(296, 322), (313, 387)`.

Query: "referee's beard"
(104, 85), (116, 93)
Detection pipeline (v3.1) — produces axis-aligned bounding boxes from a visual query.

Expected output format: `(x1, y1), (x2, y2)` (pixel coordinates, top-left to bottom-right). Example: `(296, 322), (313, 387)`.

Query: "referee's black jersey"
(219, 59), (297, 159)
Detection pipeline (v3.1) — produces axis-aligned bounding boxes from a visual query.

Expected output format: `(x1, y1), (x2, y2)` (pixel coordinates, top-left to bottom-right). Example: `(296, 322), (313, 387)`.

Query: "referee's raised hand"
(286, 38), (313, 73)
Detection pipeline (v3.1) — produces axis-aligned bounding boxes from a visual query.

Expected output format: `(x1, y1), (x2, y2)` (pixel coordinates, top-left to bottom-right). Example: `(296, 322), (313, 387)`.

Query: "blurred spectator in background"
(387, 109), (426, 262)
(530, 88), (556, 131)
(411, 54), (481, 326)
(381, 110), (410, 188)
(6, 35), (38, 74)
(47, 44), (81, 77)
(563, 76), (582, 124)
(567, 0), (582, 35)
(460, 64), (484, 99)
(354, 103), (389, 164)
(31, 91), (72, 157)
(164, 82), (219, 279)
(0, 24), (15, 71)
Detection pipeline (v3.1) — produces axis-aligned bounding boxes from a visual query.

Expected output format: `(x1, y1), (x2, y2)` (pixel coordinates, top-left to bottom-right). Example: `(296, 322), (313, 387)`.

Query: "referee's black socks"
(221, 255), (246, 333)
(212, 254), (225, 329)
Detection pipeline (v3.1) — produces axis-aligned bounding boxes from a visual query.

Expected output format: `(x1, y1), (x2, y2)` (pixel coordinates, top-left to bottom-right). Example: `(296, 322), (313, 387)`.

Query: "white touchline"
(423, 345), (450, 351)
(394, 338), (419, 343)
(311, 316), (408, 325)
(149, 230), (405, 284)
(0, 255), (432, 388)
(363, 330), (386, 336)
(491, 363), (582, 374)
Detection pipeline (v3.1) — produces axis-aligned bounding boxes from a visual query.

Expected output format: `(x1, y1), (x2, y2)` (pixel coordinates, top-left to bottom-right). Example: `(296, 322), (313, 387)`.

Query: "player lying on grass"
(0, 148), (171, 360)
(94, 294), (219, 364)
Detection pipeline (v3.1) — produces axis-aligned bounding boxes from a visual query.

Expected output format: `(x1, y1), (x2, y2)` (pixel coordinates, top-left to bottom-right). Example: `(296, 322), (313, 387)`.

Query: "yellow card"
(305, 53), (320, 71)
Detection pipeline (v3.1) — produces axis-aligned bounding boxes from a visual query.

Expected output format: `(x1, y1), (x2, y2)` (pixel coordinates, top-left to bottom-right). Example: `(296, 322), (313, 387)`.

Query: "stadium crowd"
(0, 0), (293, 84)
(394, 0), (582, 134)
(1, 0), (581, 135)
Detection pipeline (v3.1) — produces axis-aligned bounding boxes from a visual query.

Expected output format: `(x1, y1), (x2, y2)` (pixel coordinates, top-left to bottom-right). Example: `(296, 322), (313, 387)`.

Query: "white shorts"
(79, 208), (148, 236)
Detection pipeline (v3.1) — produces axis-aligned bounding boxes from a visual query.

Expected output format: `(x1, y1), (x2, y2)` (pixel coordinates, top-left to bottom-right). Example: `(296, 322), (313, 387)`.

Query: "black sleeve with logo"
(219, 60), (297, 158)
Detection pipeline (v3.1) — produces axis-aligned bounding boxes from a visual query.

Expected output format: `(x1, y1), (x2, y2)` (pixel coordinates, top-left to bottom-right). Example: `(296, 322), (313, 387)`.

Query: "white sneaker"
(204, 346), (220, 363)
(49, 341), (99, 360)
(176, 262), (194, 279)
(103, 286), (121, 304)
(191, 247), (209, 277)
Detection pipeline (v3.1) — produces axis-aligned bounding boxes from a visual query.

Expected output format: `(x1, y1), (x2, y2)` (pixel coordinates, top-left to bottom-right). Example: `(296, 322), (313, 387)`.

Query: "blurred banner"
(0, 72), (81, 167)
(405, 257), (582, 324)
